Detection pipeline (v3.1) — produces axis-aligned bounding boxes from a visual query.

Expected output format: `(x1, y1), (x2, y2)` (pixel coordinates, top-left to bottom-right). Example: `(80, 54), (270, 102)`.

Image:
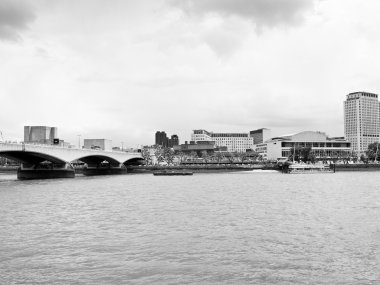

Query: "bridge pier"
(82, 163), (127, 176)
(17, 163), (75, 180)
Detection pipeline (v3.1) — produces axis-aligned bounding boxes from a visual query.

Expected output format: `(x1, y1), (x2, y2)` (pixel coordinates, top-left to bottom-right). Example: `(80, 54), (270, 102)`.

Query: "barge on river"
(153, 170), (193, 176)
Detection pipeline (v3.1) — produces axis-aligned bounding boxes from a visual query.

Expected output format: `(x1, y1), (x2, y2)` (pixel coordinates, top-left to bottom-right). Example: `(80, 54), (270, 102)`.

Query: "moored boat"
(284, 163), (335, 174)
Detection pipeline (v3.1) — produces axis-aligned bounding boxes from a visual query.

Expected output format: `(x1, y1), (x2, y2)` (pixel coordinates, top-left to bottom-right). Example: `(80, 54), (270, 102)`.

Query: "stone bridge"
(0, 142), (143, 179)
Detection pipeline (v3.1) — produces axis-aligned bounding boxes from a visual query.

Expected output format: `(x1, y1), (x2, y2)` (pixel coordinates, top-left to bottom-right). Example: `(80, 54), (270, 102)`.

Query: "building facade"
(255, 131), (351, 161)
(344, 92), (380, 154)
(83, 139), (112, 151)
(24, 126), (57, 144)
(170, 135), (179, 147)
(191, 129), (254, 152)
(155, 131), (179, 147)
(155, 131), (168, 147)
(250, 128), (271, 144)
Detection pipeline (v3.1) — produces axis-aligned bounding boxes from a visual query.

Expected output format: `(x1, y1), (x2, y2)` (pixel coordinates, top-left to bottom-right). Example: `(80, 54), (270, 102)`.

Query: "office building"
(173, 141), (227, 156)
(83, 139), (112, 151)
(250, 128), (271, 144)
(344, 92), (380, 154)
(254, 131), (351, 161)
(191, 129), (254, 152)
(155, 131), (168, 147)
(170, 135), (179, 147)
(155, 131), (179, 147)
(24, 126), (57, 144)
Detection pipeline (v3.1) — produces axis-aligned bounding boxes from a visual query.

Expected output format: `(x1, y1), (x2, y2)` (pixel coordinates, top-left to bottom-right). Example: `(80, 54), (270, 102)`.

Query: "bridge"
(0, 142), (143, 179)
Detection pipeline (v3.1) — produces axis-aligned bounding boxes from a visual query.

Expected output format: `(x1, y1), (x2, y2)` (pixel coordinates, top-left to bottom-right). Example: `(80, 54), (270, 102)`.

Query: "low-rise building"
(173, 141), (227, 156)
(255, 131), (351, 161)
(191, 129), (255, 152)
(83, 139), (112, 151)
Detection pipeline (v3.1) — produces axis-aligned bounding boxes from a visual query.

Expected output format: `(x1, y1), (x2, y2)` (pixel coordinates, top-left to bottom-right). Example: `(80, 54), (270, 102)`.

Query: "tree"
(176, 151), (187, 164)
(162, 148), (175, 165)
(366, 142), (380, 162)
(226, 152), (235, 163)
(189, 151), (198, 160)
(141, 148), (152, 165)
(238, 152), (248, 164)
(351, 151), (358, 163)
(288, 146), (313, 163)
(154, 146), (164, 165)
(214, 152), (225, 163)
(246, 150), (259, 162)
(201, 150), (209, 163)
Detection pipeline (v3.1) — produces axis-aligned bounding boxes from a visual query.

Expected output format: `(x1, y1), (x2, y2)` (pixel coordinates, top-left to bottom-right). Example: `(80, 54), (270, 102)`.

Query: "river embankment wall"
(334, 163), (380, 171)
(2, 163), (380, 174)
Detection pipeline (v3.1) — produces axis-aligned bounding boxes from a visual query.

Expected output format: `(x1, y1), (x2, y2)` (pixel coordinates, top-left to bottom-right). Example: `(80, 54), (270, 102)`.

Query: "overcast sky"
(1, 0), (380, 147)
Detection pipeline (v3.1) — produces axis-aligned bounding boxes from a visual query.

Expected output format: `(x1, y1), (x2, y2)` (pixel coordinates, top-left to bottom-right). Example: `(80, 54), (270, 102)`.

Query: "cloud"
(0, 0), (35, 41)
(169, 0), (316, 28)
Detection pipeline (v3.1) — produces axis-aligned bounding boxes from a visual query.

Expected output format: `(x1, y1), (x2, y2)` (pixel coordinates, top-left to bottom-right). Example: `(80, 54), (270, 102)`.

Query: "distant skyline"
(2, 0), (380, 147)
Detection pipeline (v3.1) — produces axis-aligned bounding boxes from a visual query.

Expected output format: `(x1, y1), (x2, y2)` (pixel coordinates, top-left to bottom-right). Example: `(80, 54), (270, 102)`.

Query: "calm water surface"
(0, 171), (380, 284)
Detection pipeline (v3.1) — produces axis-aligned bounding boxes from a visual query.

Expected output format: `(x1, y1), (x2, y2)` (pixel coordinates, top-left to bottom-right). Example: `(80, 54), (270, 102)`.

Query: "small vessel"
(284, 163), (335, 174)
(153, 170), (193, 176)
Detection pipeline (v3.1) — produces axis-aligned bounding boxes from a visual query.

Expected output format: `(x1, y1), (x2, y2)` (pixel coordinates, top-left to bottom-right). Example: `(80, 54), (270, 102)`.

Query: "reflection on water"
(0, 172), (380, 284)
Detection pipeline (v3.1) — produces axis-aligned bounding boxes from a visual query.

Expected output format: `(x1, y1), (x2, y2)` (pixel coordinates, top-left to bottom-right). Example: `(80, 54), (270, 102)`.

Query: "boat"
(284, 163), (335, 174)
(153, 170), (193, 176)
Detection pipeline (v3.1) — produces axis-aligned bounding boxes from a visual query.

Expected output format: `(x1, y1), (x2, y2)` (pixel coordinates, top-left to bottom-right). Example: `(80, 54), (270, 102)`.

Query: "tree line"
(141, 146), (261, 166)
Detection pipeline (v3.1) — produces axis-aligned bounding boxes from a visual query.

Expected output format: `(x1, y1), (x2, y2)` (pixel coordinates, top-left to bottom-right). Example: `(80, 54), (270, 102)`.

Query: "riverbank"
(334, 163), (380, 171)
(2, 163), (380, 174)
(127, 164), (277, 173)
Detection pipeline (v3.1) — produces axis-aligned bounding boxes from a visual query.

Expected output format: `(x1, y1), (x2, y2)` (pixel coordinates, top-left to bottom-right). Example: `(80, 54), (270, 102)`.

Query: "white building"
(83, 139), (112, 151)
(191, 129), (254, 152)
(255, 131), (351, 161)
(344, 92), (380, 154)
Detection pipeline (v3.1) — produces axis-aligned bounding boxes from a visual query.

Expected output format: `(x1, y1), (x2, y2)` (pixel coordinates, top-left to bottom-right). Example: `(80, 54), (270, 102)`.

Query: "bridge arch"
(72, 155), (122, 167)
(123, 157), (145, 166)
(0, 150), (67, 165)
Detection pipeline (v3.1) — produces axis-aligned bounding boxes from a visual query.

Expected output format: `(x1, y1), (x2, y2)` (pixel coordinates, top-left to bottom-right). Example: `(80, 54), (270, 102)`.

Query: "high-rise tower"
(344, 92), (380, 153)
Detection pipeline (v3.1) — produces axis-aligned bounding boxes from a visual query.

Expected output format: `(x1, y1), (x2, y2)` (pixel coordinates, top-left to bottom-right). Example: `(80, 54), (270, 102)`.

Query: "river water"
(0, 171), (379, 284)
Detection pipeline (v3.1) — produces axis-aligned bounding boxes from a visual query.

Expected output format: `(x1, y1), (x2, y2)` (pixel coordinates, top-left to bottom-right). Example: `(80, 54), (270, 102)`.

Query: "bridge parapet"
(0, 142), (142, 164)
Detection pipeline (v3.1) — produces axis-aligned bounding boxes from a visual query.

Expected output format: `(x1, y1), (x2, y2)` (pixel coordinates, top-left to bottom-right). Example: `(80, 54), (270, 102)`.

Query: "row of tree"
(288, 145), (359, 163)
(141, 146), (261, 166)
(288, 143), (380, 163)
(141, 142), (380, 166)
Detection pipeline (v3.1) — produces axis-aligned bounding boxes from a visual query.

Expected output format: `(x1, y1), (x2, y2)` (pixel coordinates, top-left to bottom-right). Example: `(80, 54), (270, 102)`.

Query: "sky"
(1, 0), (380, 148)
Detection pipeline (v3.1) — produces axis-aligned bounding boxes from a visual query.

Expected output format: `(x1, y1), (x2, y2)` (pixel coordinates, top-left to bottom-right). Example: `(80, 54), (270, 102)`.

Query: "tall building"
(344, 92), (380, 154)
(155, 131), (168, 147)
(24, 126), (57, 144)
(169, 134), (179, 147)
(155, 131), (179, 147)
(191, 129), (254, 152)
